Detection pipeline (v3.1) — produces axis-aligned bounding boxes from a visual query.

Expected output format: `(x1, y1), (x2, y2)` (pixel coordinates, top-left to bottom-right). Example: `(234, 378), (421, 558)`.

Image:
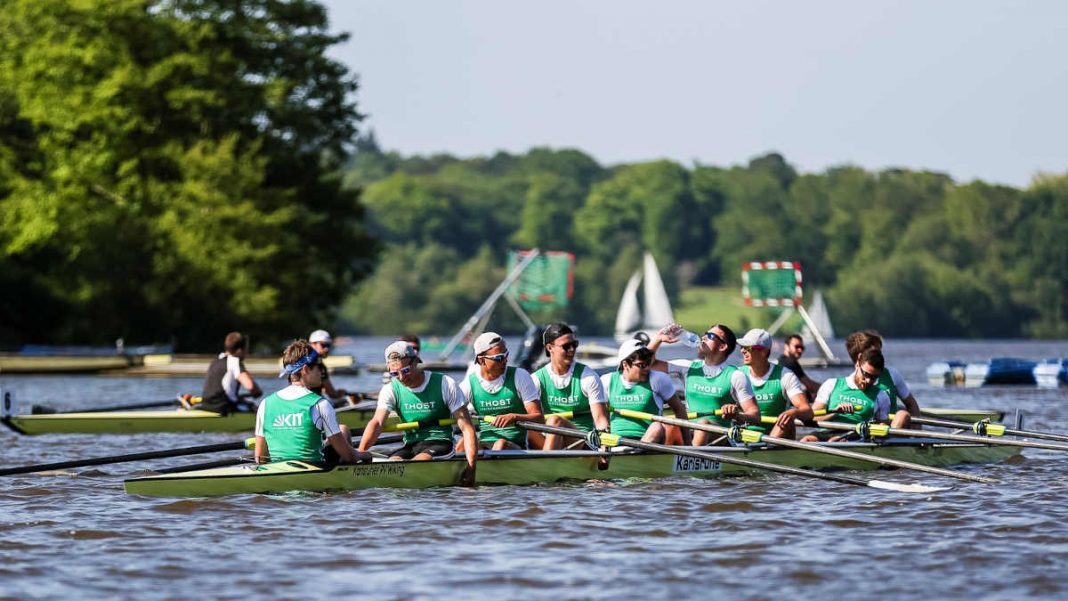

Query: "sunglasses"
(388, 364), (413, 379)
(857, 367), (881, 381)
(554, 341), (579, 351)
(480, 352), (509, 363)
(704, 332), (721, 342)
(740, 345), (767, 354)
(318, 342), (332, 349)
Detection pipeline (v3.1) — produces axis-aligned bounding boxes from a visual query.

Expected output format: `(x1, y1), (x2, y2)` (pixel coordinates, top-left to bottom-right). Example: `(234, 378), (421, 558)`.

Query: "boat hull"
(124, 442), (1019, 498)
(2, 408), (377, 435)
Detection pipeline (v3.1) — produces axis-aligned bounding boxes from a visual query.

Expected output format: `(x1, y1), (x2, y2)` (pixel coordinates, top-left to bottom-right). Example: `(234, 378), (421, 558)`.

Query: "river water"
(2, 337), (1067, 600)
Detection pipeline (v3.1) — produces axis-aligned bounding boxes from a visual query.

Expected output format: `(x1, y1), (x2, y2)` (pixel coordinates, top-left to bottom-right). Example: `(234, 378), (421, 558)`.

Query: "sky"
(321, 1), (1068, 187)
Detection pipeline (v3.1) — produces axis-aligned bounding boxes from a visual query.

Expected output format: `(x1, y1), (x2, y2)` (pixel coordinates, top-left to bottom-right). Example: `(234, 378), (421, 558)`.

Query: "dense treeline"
(0, 0), (375, 350)
(341, 134), (1068, 339)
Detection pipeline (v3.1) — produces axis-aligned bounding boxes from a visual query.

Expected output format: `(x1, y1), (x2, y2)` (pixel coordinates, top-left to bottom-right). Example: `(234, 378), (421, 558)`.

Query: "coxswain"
(254, 339), (368, 464)
(737, 328), (813, 439)
(800, 347), (891, 442)
(649, 323), (760, 446)
(530, 323), (610, 450)
(603, 339), (690, 444)
(845, 330), (920, 428)
(457, 332), (543, 451)
(198, 331), (262, 414)
(358, 341), (478, 485)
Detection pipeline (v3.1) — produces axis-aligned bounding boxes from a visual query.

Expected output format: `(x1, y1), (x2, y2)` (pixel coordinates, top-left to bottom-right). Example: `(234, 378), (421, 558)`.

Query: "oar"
(615, 409), (995, 484)
(815, 421), (1068, 452)
(912, 414), (1068, 444)
(516, 421), (949, 494)
(0, 439), (255, 477)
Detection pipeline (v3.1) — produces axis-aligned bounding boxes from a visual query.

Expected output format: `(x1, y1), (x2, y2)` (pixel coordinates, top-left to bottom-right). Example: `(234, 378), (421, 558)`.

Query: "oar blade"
(867, 479), (951, 494)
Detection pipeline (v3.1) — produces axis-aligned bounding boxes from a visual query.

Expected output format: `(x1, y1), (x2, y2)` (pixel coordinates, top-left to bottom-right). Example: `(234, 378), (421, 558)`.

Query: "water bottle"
(680, 329), (701, 348)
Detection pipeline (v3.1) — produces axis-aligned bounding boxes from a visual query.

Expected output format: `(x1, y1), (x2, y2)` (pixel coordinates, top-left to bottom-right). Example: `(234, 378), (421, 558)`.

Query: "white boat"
(1034, 358), (1068, 388)
(614, 252), (673, 343)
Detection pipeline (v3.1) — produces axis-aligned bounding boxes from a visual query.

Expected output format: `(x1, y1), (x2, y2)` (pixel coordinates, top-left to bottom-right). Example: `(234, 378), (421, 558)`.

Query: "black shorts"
(391, 439), (455, 459)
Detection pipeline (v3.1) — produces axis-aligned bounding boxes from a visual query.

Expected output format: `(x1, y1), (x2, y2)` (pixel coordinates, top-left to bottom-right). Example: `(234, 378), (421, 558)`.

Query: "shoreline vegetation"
(2, 2), (1066, 351)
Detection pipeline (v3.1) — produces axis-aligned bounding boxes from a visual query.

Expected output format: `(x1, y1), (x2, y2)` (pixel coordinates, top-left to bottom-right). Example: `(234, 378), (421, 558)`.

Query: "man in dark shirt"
(199, 332), (263, 414)
(777, 334), (821, 398)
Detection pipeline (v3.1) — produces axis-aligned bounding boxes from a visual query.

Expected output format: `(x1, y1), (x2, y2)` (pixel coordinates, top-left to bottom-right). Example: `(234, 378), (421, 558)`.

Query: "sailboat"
(614, 252), (674, 343)
(801, 290), (835, 343)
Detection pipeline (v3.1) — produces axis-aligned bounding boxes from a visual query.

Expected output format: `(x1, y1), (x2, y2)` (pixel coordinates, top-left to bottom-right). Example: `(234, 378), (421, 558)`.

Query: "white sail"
(641, 252), (674, 329)
(614, 270), (644, 337)
(802, 290), (835, 342)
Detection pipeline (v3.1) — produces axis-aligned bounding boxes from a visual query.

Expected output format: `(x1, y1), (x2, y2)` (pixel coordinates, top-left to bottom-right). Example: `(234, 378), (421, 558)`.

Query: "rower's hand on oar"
(835, 404), (856, 414)
(720, 403), (740, 420)
(491, 413), (520, 428)
(775, 408), (799, 430)
(459, 463), (476, 487)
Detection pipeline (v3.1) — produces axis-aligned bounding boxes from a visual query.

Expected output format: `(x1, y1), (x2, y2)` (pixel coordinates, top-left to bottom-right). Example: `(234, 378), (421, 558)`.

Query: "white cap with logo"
(617, 339), (647, 363)
(384, 340), (419, 362)
(309, 329), (332, 344)
(737, 328), (773, 349)
(473, 332), (505, 356)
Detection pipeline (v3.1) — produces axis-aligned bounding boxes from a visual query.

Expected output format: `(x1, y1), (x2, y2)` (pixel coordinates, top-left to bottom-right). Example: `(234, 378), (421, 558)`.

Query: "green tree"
(0, 0), (375, 348)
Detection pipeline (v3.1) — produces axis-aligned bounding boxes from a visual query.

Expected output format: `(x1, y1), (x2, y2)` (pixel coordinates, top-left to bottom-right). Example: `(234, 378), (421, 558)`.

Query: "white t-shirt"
(459, 366), (540, 406)
(885, 366), (912, 400)
(254, 384), (342, 438)
(376, 371), (466, 414)
(813, 374), (891, 421)
(221, 353), (244, 401)
(530, 363), (607, 404)
(666, 359), (756, 404)
(747, 362), (806, 400)
(600, 370), (676, 412)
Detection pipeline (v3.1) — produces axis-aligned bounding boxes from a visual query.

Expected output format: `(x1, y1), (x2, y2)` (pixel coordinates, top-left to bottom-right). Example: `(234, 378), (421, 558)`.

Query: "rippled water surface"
(2, 338), (1067, 600)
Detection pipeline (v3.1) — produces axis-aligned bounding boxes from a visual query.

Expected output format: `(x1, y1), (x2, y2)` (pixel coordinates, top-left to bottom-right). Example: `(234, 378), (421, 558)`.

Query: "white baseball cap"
(473, 332), (505, 356)
(384, 340), (419, 363)
(737, 328), (772, 350)
(617, 339), (647, 363)
(309, 329), (332, 344)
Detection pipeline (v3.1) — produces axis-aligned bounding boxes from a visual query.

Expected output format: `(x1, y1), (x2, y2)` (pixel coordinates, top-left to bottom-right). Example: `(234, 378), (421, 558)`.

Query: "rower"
(358, 341), (477, 485)
(308, 329), (352, 406)
(457, 332), (543, 451)
(603, 339), (690, 444)
(800, 347), (891, 443)
(737, 328), (813, 439)
(198, 331), (262, 414)
(253, 339), (368, 464)
(649, 323), (760, 446)
(845, 330), (920, 429)
(530, 323), (610, 450)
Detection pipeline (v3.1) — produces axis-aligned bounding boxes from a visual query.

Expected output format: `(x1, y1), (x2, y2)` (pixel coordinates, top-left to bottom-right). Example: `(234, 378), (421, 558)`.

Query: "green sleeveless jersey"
(392, 372), (453, 444)
(261, 389), (325, 462)
(742, 363), (787, 434)
(877, 370), (900, 413)
(825, 377), (881, 424)
(534, 362), (595, 432)
(607, 372), (659, 438)
(468, 367), (527, 445)
(685, 361), (737, 426)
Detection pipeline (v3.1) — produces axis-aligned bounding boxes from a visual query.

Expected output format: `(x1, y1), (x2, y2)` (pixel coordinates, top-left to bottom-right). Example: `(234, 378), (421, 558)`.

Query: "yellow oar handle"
(383, 418), (459, 432)
(758, 406), (861, 424)
(975, 422), (1006, 436)
(244, 437), (255, 450)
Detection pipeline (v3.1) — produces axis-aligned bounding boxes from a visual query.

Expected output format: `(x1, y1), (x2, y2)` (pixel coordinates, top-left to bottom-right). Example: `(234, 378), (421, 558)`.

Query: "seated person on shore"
(845, 330), (920, 429)
(254, 339), (369, 465)
(649, 323), (760, 446)
(777, 334), (821, 398)
(800, 347), (891, 443)
(199, 331), (263, 414)
(603, 339), (691, 445)
(307, 329), (353, 406)
(457, 332), (543, 451)
(358, 341), (477, 485)
(738, 328), (813, 439)
(529, 323), (610, 450)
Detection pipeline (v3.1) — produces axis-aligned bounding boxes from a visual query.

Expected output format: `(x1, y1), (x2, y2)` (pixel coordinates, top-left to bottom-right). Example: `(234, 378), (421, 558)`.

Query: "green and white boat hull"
(124, 441), (1019, 497)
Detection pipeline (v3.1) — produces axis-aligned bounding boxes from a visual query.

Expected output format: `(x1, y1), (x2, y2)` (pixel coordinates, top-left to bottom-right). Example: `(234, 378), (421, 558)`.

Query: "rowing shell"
(124, 440), (1018, 497)
(2, 408), (379, 435)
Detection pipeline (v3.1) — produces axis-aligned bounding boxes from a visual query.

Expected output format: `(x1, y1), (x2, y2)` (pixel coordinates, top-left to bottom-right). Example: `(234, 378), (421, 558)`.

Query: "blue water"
(2, 337), (1067, 600)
